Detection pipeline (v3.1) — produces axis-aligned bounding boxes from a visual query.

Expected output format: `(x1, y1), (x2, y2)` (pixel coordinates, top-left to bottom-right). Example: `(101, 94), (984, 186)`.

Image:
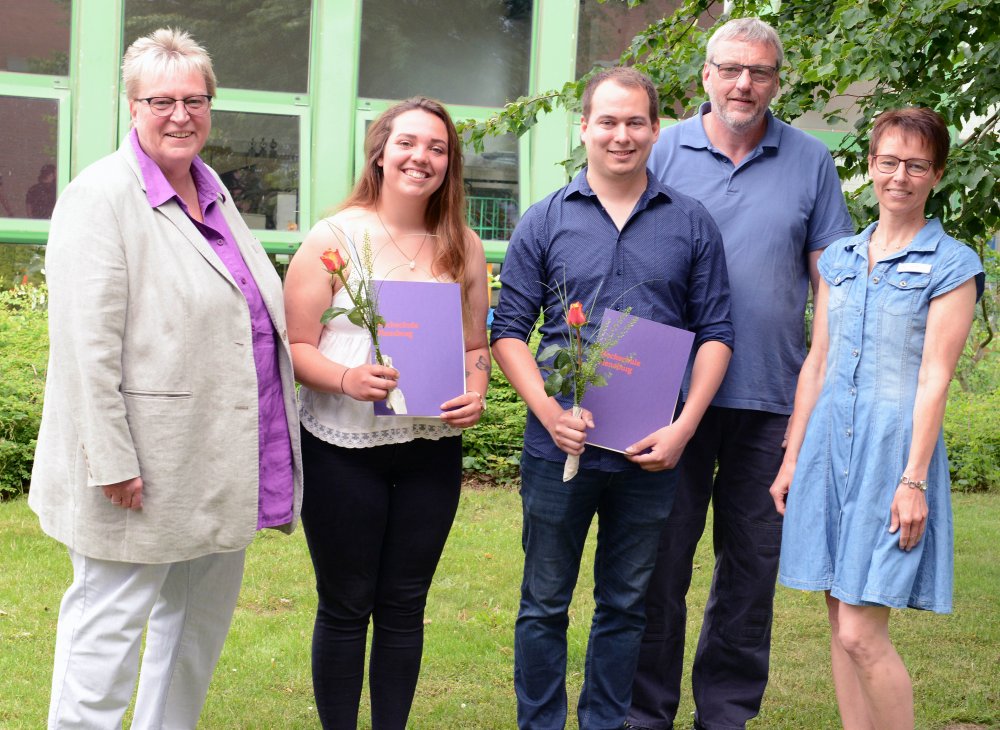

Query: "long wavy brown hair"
(340, 97), (473, 320)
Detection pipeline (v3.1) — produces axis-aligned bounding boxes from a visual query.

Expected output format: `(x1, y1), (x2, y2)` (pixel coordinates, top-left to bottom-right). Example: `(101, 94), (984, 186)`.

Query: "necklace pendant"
(408, 260), (416, 270)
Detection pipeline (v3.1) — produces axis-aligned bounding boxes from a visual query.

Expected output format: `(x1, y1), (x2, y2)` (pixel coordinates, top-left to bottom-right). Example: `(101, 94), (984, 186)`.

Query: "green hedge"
(0, 284), (48, 498)
(2, 284), (997, 495)
(461, 355), (525, 484)
(944, 385), (1000, 493)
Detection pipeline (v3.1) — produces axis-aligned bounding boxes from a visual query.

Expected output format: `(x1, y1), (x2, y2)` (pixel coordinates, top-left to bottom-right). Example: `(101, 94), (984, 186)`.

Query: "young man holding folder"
(490, 67), (733, 730)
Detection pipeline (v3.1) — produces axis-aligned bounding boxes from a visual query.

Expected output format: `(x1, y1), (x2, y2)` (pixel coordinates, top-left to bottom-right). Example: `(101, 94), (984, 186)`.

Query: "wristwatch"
(899, 475), (928, 492)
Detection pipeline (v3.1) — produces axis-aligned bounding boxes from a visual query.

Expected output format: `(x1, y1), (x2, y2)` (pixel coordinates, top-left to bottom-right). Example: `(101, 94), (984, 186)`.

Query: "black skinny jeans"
(300, 428), (462, 729)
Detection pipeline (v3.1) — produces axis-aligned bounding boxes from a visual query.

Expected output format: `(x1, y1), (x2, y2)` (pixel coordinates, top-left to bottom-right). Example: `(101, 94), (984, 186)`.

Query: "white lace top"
(299, 218), (462, 448)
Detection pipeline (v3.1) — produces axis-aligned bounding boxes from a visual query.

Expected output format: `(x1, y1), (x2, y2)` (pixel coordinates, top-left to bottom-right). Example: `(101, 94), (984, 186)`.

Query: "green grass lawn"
(1, 489), (997, 729)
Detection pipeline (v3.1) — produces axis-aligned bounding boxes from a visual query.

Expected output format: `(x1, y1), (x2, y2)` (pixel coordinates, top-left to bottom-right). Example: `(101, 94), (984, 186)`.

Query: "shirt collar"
(679, 101), (781, 152)
(903, 218), (946, 252)
(847, 218), (946, 255)
(564, 167), (672, 205)
(129, 128), (225, 214)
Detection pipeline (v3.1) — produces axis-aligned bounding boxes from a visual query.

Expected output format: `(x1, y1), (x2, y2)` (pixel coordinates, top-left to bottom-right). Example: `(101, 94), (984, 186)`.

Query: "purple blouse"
(130, 130), (295, 528)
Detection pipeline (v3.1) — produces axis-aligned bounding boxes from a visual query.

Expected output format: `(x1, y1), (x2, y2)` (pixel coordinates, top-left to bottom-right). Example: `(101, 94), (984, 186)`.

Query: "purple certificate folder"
(580, 308), (695, 453)
(371, 280), (466, 418)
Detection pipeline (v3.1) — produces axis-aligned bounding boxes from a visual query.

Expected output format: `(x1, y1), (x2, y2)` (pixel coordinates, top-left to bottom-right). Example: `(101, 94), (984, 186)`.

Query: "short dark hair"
(581, 67), (659, 124)
(870, 107), (950, 170)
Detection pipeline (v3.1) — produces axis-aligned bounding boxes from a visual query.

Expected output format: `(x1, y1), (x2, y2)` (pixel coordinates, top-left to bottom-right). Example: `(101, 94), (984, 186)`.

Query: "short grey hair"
(705, 17), (784, 69)
(122, 28), (217, 100)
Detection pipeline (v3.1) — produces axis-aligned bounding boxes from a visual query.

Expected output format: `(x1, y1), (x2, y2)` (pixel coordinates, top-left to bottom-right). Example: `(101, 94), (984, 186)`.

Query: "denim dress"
(779, 219), (984, 613)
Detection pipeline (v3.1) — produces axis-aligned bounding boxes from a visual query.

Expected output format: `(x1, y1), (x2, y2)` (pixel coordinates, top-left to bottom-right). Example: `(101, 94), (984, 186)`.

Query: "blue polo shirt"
(491, 169), (733, 471)
(649, 102), (854, 414)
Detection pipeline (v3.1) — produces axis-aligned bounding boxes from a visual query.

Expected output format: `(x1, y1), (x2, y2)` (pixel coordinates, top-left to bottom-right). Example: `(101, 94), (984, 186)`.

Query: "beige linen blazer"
(28, 141), (303, 563)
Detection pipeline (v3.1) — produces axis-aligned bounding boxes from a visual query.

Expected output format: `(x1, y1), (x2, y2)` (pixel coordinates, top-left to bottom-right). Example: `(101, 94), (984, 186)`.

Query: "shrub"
(0, 243), (45, 289)
(945, 380), (1000, 494)
(0, 283), (48, 498)
(461, 354), (526, 485)
(3, 284), (997, 494)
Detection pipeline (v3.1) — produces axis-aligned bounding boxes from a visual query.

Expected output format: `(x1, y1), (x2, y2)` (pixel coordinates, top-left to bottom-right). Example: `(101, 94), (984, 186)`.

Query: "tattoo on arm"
(475, 354), (492, 373)
(466, 370), (470, 378)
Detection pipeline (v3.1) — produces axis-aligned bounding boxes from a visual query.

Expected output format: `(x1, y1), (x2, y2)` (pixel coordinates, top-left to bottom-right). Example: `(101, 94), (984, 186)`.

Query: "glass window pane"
(0, 0), (71, 75)
(202, 111), (300, 231)
(464, 133), (519, 240)
(0, 96), (60, 220)
(123, 0), (312, 93)
(576, 0), (682, 77)
(360, 0), (532, 107)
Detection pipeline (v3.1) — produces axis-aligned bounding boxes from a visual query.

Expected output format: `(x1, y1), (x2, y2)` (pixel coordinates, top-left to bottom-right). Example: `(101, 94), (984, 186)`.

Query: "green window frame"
(0, 67), (71, 244)
(0, 0), (597, 268)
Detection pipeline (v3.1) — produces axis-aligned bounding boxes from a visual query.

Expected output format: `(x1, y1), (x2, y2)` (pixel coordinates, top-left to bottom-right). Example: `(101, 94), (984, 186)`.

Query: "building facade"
(1, 0), (845, 279)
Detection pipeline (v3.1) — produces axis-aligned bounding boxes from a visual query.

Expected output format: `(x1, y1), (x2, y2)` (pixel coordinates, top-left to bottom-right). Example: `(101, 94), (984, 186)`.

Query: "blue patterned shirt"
(491, 169), (733, 471)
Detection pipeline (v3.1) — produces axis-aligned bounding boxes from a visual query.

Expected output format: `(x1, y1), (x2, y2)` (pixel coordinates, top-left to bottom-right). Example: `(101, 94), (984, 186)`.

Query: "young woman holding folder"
(283, 97), (489, 729)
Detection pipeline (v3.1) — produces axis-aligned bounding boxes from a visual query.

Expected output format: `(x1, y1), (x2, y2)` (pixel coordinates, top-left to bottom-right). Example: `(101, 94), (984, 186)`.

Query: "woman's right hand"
(342, 363), (399, 401)
(769, 461), (796, 515)
(102, 476), (144, 511)
(889, 482), (928, 551)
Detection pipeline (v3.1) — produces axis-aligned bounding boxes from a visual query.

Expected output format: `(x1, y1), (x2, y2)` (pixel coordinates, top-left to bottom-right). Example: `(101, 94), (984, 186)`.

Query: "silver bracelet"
(899, 475), (928, 492)
(466, 390), (486, 413)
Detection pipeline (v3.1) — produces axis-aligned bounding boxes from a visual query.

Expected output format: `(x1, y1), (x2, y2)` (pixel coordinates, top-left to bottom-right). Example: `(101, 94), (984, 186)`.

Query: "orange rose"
(566, 301), (587, 328)
(321, 248), (346, 273)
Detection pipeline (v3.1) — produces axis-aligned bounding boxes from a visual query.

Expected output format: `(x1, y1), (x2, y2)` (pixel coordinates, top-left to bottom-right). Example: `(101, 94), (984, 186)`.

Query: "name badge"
(897, 263), (931, 274)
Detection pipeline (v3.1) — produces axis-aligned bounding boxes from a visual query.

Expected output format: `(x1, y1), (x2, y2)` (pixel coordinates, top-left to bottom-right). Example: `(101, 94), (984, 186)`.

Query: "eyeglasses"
(138, 95), (212, 117)
(709, 62), (778, 83)
(871, 155), (934, 177)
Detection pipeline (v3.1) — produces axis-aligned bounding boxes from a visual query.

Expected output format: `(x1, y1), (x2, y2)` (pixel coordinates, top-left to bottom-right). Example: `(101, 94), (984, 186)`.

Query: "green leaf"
(536, 343), (563, 363)
(321, 306), (351, 325)
(347, 308), (367, 329)
(543, 372), (564, 397)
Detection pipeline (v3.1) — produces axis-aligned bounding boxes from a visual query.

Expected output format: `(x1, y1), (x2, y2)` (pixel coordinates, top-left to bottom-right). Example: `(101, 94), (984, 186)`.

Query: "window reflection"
(464, 133), (519, 241)
(123, 0), (312, 93)
(0, 96), (60, 220)
(202, 111), (300, 231)
(576, 0), (681, 77)
(0, 0), (71, 76)
(0, 243), (46, 287)
(360, 0), (532, 107)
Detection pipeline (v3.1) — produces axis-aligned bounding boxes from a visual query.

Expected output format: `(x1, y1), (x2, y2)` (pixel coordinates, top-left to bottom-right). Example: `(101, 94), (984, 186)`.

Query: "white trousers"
(48, 548), (246, 729)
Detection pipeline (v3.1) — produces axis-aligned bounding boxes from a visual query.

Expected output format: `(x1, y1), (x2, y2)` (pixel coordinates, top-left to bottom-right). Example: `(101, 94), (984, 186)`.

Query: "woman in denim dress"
(769, 107), (984, 729)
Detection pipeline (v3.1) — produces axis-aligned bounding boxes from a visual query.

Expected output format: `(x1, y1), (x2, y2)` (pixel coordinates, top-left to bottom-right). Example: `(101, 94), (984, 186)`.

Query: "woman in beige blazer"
(28, 28), (302, 728)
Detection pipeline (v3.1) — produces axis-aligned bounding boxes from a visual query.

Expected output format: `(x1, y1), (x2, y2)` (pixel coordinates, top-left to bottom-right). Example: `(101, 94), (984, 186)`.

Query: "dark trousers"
(299, 428), (462, 730)
(628, 408), (786, 730)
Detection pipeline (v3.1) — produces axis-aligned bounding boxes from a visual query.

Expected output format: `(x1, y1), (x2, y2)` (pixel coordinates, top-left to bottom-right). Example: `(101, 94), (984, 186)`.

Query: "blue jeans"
(515, 454), (678, 730)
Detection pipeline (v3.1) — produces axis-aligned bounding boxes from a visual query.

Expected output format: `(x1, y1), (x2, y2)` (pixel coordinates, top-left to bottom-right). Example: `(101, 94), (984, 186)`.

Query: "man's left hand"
(624, 422), (692, 472)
